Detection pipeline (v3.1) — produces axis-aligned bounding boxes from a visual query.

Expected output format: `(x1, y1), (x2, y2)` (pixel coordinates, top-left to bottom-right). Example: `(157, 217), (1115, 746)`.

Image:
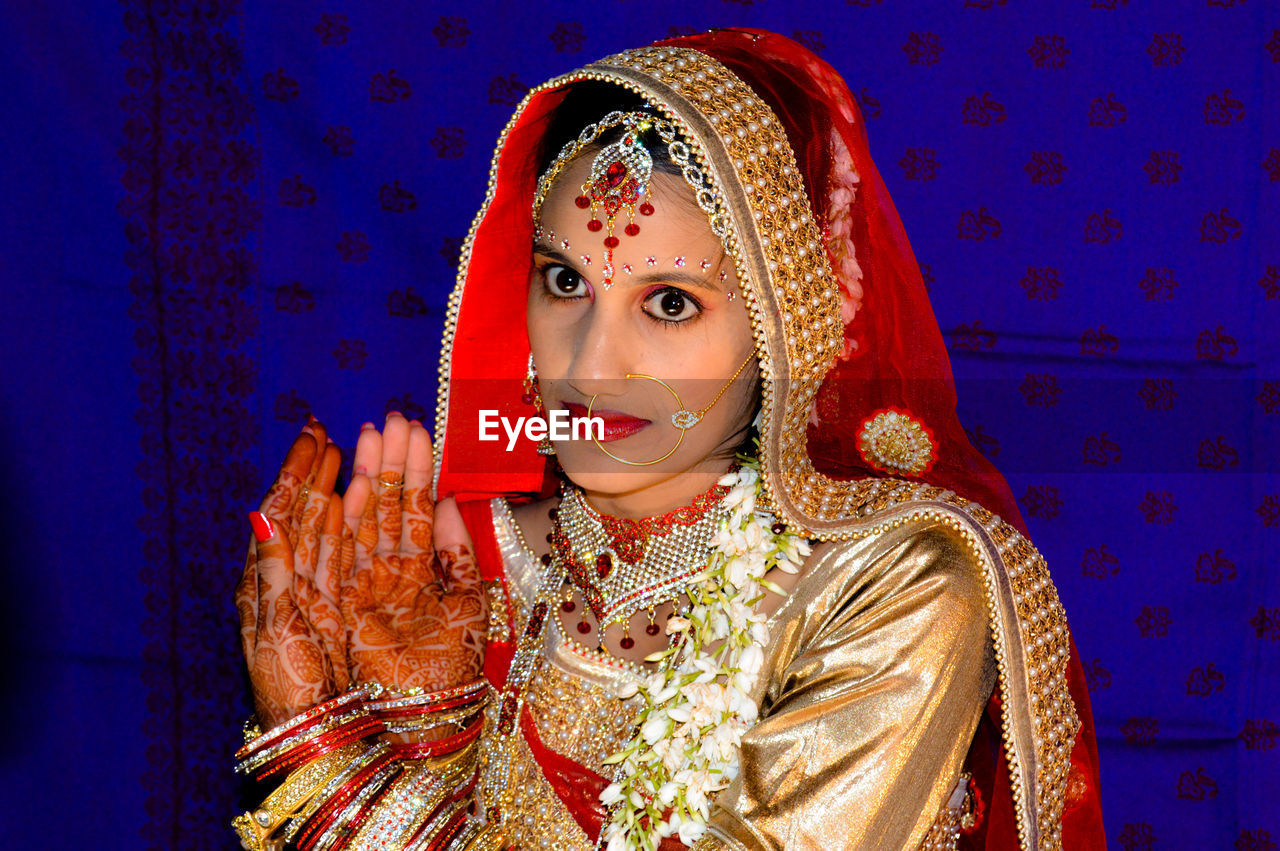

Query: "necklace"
(597, 458), (810, 851)
(483, 455), (809, 851)
(554, 476), (731, 645)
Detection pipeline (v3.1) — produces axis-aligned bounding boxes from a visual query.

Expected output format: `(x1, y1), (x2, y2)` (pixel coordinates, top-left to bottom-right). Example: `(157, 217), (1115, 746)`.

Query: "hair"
(535, 81), (685, 179)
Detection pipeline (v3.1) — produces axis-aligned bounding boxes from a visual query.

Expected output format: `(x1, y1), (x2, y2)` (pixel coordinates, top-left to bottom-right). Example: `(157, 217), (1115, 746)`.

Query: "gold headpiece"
(533, 110), (726, 288)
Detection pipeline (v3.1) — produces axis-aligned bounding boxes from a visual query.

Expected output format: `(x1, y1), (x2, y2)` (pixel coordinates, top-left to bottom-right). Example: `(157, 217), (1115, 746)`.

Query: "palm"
(344, 550), (486, 690)
(237, 414), (486, 729)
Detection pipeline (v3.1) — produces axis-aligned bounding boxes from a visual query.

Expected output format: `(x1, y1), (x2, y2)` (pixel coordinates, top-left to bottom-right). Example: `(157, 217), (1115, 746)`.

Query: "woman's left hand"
(339, 413), (488, 692)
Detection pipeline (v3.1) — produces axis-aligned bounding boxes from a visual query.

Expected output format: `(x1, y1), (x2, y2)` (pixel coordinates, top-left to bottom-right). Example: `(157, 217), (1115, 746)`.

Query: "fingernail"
(361, 422), (375, 431)
(354, 465), (367, 476)
(249, 511), (275, 542)
(308, 414), (319, 425)
(409, 419), (421, 427)
(387, 410), (402, 418)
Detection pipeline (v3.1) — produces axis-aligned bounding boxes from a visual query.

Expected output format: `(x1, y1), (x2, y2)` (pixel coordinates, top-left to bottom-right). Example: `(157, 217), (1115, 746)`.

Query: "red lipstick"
(562, 401), (651, 443)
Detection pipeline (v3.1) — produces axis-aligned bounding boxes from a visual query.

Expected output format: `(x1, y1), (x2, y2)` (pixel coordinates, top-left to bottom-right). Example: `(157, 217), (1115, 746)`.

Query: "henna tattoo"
(407, 516), (434, 553)
(294, 490), (327, 573)
(357, 494), (379, 555)
(376, 484), (403, 551)
(262, 469), (305, 522)
(342, 546), (487, 692)
(236, 547), (258, 660)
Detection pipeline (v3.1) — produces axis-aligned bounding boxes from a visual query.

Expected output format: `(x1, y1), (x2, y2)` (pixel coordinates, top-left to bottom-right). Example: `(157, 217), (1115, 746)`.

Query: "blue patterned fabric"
(0, 2), (1275, 848)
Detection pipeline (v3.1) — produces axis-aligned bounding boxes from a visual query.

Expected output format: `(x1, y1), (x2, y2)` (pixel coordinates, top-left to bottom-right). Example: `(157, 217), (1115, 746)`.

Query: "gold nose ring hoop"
(585, 353), (754, 467)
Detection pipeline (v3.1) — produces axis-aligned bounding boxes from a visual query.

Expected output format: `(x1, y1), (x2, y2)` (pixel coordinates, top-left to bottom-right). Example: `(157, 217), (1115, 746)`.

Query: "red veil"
(435, 28), (1104, 850)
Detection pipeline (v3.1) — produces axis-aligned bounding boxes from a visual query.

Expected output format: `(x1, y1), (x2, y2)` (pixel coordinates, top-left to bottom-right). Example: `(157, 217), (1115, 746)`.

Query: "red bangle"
(294, 750), (397, 849)
(260, 717), (385, 779)
(237, 689), (367, 761)
(365, 678), (489, 717)
(402, 770), (480, 851)
(298, 761), (403, 851)
(390, 714), (484, 760)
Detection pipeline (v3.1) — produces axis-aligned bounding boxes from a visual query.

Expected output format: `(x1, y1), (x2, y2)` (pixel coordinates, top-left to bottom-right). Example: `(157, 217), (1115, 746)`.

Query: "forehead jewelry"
(534, 110), (728, 292)
(533, 112), (662, 291)
(586, 352), (755, 466)
(579, 117), (654, 290)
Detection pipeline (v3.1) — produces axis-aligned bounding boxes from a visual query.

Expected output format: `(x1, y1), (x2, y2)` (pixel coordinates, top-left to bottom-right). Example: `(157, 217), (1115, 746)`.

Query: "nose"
(565, 297), (633, 403)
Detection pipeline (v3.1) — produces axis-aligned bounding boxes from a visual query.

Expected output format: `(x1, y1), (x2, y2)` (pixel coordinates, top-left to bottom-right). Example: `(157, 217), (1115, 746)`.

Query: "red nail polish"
(249, 512), (275, 542)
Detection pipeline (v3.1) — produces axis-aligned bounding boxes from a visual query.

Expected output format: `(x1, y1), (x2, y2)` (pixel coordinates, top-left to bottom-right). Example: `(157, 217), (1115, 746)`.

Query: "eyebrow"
(533, 243), (722, 293)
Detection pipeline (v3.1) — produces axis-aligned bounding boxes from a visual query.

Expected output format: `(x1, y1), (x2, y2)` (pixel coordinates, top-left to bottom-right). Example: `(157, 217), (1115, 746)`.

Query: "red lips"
(561, 401), (651, 443)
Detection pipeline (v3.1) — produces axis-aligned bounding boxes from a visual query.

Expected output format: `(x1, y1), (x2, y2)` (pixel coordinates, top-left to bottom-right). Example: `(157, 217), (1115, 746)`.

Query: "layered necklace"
(553, 476), (732, 650)
(483, 455), (811, 851)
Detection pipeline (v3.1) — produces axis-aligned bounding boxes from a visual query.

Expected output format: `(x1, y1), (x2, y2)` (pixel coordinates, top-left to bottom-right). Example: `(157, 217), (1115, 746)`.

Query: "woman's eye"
(643, 288), (702, 323)
(543, 265), (587, 297)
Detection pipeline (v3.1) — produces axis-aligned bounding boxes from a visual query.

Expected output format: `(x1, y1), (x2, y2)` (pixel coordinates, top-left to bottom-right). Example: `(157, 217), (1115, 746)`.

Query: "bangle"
(382, 705), (482, 737)
(390, 713), (484, 760)
(402, 804), (469, 851)
(239, 707), (365, 774)
(371, 680), (489, 743)
(310, 762), (403, 851)
(406, 766), (482, 851)
(282, 740), (392, 845)
(237, 688), (369, 762)
(345, 754), (476, 850)
(231, 742), (365, 851)
(366, 677), (489, 716)
(398, 764), (482, 851)
(265, 715), (385, 778)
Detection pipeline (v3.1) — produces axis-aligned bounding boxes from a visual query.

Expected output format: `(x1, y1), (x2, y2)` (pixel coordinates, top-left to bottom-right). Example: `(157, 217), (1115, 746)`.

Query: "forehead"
(539, 155), (722, 252)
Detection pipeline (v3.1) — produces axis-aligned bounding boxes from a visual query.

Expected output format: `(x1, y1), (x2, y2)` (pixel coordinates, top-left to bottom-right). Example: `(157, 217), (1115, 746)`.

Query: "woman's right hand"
(235, 418), (349, 729)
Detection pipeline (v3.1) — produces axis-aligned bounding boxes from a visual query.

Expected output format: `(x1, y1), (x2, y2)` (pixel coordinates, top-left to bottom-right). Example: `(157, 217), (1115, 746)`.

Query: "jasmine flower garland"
(598, 455), (811, 850)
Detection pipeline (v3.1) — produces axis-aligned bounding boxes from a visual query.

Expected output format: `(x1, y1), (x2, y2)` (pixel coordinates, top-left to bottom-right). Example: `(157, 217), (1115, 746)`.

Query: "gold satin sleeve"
(700, 516), (997, 851)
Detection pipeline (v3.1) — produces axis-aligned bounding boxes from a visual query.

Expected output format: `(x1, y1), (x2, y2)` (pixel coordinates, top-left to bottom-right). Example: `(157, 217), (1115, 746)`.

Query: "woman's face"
(528, 153), (757, 502)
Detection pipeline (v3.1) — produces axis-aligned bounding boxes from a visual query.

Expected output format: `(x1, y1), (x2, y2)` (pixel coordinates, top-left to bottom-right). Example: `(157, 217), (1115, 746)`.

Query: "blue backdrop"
(1, 1), (1276, 848)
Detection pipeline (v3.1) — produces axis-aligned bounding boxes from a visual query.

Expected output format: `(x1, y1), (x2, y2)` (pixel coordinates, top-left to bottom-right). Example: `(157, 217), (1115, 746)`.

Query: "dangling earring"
(524, 354), (556, 456)
(522, 353), (542, 408)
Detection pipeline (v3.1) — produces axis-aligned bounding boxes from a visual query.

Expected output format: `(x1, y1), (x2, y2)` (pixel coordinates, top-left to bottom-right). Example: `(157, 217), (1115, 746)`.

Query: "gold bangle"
(232, 742), (366, 851)
(346, 750), (477, 849)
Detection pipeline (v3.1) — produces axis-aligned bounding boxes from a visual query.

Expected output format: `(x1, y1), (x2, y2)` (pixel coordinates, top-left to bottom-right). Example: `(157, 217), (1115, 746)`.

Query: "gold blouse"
(483, 498), (996, 851)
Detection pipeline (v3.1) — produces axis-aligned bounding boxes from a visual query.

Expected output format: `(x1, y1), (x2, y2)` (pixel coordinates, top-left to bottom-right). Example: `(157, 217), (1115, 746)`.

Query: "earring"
(523, 354), (556, 456)
(522, 353), (542, 408)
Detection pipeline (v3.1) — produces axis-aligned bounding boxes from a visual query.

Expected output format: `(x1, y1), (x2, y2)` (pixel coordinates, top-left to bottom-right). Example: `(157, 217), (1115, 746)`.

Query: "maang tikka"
(534, 112), (670, 290)
(534, 109), (732, 291)
(576, 115), (656, 289)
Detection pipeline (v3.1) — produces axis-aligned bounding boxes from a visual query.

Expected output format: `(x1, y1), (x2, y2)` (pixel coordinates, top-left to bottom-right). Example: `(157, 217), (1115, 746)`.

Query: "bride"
(232, 28), (1105, 851)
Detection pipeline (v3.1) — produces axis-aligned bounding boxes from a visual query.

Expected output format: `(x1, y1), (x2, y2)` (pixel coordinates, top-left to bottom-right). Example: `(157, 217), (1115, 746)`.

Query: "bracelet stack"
(368, 678), (489, 760)
(232, 679), (495, 851)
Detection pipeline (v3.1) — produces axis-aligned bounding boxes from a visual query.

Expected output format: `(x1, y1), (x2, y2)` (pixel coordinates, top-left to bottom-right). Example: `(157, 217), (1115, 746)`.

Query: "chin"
(552, 439), (687, 492)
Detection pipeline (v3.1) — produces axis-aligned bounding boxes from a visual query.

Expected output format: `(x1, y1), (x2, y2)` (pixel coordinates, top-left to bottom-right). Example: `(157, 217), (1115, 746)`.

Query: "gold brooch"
(857, 409), (937, 476)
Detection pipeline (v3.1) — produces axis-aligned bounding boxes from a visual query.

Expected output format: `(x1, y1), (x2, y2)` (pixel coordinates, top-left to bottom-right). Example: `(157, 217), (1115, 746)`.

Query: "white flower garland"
(598, 458), (811, 850)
